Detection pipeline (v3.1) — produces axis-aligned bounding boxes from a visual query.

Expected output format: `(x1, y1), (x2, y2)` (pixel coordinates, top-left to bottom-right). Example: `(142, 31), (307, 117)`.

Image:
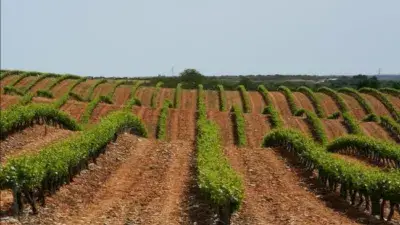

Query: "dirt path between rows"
(386, 95), (400, 111)
(293, 92), (315, 113)
(360, 94), (391, 117)
(14, 76), (37, 89)
(339, 93), (366, 120)
(244, 113), (270, 148)
(135, 87), (154, 107)
(0, 95), (20, 109)
(113, 85), (131, 105)
(205, 90), (220, 111)
(167, 108), (196, 142)
(207, 110), (235, 146)
(90, 103), (123, 123)
(51, 79), (76, 98)
(30, 77), (56, 93)
(0, 75), (19, 91)
(134, 106), (160, 139)
(92, 82), (115, 99)
(316, 93), (340, 116)
(225, 90), (243, 111)
(158, 88), (175, 107)
(21, 134), (193, 225)
(360, 122), (398, 143)
(248, 91), (265, 114)
(283, 116), (312, 137)
(72, 79), (97, 99)
(180, 89), (197, 111)
(60, 100), (87, 121)
(322, 119), (348, 141)
(269, 91), (292, 117)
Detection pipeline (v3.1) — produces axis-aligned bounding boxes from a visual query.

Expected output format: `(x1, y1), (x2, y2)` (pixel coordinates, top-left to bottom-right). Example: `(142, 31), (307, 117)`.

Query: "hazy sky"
(1, 0), (399, 77)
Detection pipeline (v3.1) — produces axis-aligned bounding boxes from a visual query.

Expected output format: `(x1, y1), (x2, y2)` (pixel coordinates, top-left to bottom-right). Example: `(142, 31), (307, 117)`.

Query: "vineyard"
(0, 70), (400, 225)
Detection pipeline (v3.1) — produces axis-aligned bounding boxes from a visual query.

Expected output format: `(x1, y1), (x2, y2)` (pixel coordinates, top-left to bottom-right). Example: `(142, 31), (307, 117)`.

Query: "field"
(1, 70), (400, 225)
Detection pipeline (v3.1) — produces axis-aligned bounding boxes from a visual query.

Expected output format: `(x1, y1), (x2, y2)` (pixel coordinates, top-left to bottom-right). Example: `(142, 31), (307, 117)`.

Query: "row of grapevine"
(262, 129), (400, 221)
(22, 73), (58, 93)
(156, 100), (172, 140)
(53, 78), (87, 108)
(342, 112), (364, 135)
(379, 116), (400, 142)
(278, 86), (304, 116)
(237, 85), (251, 113)
(338, 87), (374, 115)
(317, 87), (348, 113)
(359, 87), (400, 121)
(379, 87), (400, 97)
(0, 111), (147, 214)
(297, 86), (325, 118)
(173, 83), (182, 108)
(231, 105), (247, 146)
(217, 85), (227, 112)
(304, 111), (328, 145)
(327, 135), (400, 168)
(258, 85), (283, 129)
(3, 86), (24, 96)
(36, 90), (54, 98)
(0, 104), (81, 138)
(150, 81), (164, 108)
(107, 80), (128, 99)
(196, 84), (244, 224)
(86, 79), (107, 101)
(80, 96), (113, 124)
(5, 72), (31, 87)
(124, 81), (143, 109)
(47, 74), (80, 91)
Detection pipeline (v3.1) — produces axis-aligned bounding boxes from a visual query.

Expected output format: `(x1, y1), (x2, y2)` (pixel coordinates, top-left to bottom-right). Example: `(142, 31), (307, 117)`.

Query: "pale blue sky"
(1, 0), (399, 77)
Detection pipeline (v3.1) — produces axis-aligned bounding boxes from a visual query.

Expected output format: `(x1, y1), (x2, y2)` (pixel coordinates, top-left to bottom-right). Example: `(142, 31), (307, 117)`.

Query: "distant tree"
(238, 76), (254, 89)
(356, 76), (380, 89)
(179, 68), (205, 88)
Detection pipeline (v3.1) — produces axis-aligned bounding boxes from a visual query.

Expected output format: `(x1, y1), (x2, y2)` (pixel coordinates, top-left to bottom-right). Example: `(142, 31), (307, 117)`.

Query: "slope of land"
(113, 85), (131, 105)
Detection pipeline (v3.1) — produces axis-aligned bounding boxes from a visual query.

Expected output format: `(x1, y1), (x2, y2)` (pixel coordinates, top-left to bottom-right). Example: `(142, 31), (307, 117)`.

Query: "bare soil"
(205, 90), (220, 111)
(293, 92), (315, 112)
(92, 81), (115, 99)
(179, 89), (197, 111)
(113, 85), (131, 105)
(283, 116), (312, 137)
(244, 113), (270, 148)
(322, 119), (348, 141)
(360, 94), (391, 117)
(90, 103), (123, 123)
(248, 91), (265, 114)
(0, 75), (19, 91)
(51, 79), (75, 98)
(207, 110), (235, 146)
(30, 77), (56, 93)
(60, 100), (87, 121)
(32, 97), (54, 104)
(134, 106), (160, 139)
(167, 108), (196, 142)
(360, 122), (397, 143)
(386, 95), (400, 111)
(225, 90), (243, 111)
(339, 93), (366, 120)
(157, 88), (175, 107)
(316, 93), (341, 116)
(135, 87), (154, 107)
(72, 79), (97, 99)
(0, 95), (20, 109)
(269, 91), (292, 117)
(14, 76), (37, 89)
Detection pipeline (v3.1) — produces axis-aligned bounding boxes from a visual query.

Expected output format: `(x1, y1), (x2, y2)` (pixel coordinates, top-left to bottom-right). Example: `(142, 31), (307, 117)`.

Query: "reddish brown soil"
(0, 75), (19, 90)
(322, 119), (348, 141)
(17, 134), (193, 225)
(90, 103), (123, 123)
(248, 91), (265, 114)
(167, 108), (196, 142)
(339, 93), (366, 120)
(269, 91), (292, 117)
(225, 146), (360, 225)
(72, 79), (97, 99)
(204, 90), (220, 111)
(207, 110), (235, 146)
(360, 122), (397, 143)
(244, 113), (271, 148)
(14, 76), (38, 89)
(360, 94), (391, 117)
(113, 85), (132, 105)
(135, 87), (154, 107)
(386, 95), (400, 111)
(225, 90), (243, 111)
(30, 77), (56, 93)
(133, 106), (160, 139)
(157, 88), (175, 107)
(0, 125), (74, 164)
(60, 100), (87, 121)
(180, 89), (197, 111)
(92, 81), (115, 99)
(51, 79), (75, 98)
(283, 116), (312, 137)
(293, 92), (315, 112)
(32, 96), (54, 104)
(0, 95), (20, 109)
(316, 93), (340, 116)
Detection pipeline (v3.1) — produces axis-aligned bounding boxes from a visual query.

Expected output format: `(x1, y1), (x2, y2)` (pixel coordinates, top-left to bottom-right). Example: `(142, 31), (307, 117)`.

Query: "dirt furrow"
(72, 79), (97, 99)
(316, 93), (340, 116)
(244, 113), (270, 148)
(225, 90), (242, 111)
(207, 110), (235, 146)
(269, 91), (292, 117)
(322, 119), (348, 141)
(113, 85), (132, 105)
(90, 103), (123, 123)
(180, 89), (197, 111)
(32, 96), (54, 104)
(139, 107), (160, 139)
(339, 93), (366, 120)
(135, 87), (154, 107)
(158, 88), (175, 107)
(226, 147), (359, 225)
(360, 122), (397, 143)
(92, 82), (115, 99)
(51, 79), (75, 98)
(0, 95), (20, 109)
(30, 77), (56, 93)
(60, 100), (87, 121)
(14, 76), (37, 89)
(386, 95), (400, 111)
(0, 75), (19, 90)
(293, 92), (315, 112)
(205, 90), (220, 111)
(360, 93), (391, 117)
(249, 91), (265, 114)
(177, 109), (196, 142)
(283, 116), (312, 137)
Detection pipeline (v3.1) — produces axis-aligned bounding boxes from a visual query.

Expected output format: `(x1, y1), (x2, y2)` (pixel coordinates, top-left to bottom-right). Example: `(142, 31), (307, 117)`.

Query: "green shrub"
(362, 113), (380, 122)
(19, 93), (34, 106)
(217, 85), (227, 112)
(318, 87), (348, 113)
(338, 87), (374, 115)
(263, 105), (283, 129)
(197, 84), (206, 120)
(297, 86), (325, 118)
(304, 111), (328, 145)
(3, 86), (24, 96)
(173, 83), (182, 108)
(36, 90), (54, 98)
(231, 105), (247, 146)
(327, 112), (341, 119)
(257, 85), (272, 105)
(342, 112), (364, 135)
(359, 87), (399, 121)
(156, 100), (171, 140)
(278, 86), (302, 116)
(237, 85), (251, 113)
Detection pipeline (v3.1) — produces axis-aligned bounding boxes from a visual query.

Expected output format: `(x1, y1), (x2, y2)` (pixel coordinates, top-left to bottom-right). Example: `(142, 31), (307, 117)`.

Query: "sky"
(1, 0), (400, 77)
